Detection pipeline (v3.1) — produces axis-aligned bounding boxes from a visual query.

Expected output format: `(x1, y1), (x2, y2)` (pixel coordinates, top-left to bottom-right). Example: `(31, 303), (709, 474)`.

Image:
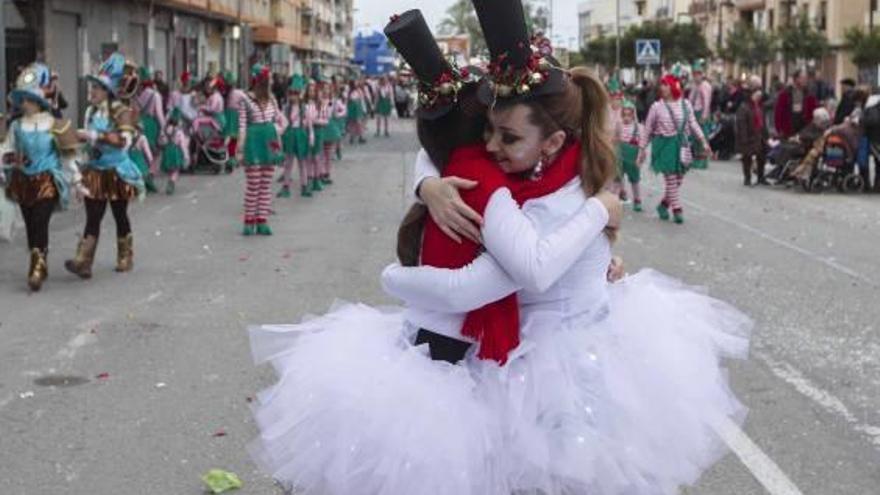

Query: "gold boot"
(27, 248), (48, 292)
(115, 233), (133, 272)
(64, 236), (97, 279)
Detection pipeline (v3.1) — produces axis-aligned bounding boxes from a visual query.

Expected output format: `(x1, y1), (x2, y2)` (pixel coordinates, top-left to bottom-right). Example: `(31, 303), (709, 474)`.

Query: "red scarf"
(419, 142), (581, 364)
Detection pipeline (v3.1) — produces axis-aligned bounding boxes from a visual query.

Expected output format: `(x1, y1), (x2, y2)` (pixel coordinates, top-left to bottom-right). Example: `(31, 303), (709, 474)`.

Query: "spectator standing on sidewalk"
(774, 69), (819, 139)
(736, 86), (769, 186)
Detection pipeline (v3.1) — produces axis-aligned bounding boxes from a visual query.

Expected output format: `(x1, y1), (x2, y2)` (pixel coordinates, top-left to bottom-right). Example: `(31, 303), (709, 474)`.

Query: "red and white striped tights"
(662, 173), (684, 211)
(244, 166), (275, 223)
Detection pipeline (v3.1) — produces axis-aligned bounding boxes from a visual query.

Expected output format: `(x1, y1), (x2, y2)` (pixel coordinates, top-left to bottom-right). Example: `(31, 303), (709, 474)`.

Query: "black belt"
(414, 329), (471, 364)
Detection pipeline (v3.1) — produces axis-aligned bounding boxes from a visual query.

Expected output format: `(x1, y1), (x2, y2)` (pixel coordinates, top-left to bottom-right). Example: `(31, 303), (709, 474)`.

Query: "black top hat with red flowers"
(384, 9), (478, 119)
(472, 0), (566, 104)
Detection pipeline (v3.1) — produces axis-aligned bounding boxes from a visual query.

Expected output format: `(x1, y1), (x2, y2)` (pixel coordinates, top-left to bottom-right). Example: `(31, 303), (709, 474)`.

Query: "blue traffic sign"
(636, 39), (661, 65)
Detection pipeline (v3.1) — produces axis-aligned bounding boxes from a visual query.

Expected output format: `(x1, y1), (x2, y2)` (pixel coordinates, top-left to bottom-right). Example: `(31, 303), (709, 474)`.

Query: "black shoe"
(757, 178), (771, 186)
(743, 178), (752, 187)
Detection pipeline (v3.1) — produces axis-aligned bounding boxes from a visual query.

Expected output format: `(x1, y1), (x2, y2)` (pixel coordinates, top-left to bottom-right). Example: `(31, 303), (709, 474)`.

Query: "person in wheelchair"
(766, 107), (831, 184)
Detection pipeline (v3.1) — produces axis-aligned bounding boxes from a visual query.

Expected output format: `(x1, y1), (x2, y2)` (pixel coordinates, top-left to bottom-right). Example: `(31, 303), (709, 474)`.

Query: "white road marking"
(642, 182), (877, 288)
(144, 291), (163, 303)
(757, 351), (880, 448)
(712, 415), (806, 495)
(157, 205), (172, 214)
(682, 198), (878, 288)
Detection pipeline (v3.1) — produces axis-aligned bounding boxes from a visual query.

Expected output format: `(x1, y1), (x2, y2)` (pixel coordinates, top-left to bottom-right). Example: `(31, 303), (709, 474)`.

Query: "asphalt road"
(0, 118), (878, 494)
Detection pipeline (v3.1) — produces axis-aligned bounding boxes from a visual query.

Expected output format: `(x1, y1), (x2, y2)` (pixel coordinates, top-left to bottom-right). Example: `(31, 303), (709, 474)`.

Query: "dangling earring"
(531, 154), (547, 181)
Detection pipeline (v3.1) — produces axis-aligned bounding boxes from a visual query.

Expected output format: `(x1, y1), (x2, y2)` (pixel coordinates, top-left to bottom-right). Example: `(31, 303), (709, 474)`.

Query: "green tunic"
(243, 122), (284, 166)
(689, 109), (711, 170)
(161, 143), (186, 172)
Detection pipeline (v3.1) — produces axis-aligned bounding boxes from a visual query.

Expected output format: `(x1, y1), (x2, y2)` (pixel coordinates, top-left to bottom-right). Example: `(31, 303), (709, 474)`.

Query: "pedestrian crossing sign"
(636, 39), (661, 65)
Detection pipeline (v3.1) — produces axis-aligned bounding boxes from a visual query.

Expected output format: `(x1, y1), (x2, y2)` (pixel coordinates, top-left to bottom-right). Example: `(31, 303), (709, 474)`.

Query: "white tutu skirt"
(248, 270), (752, 495)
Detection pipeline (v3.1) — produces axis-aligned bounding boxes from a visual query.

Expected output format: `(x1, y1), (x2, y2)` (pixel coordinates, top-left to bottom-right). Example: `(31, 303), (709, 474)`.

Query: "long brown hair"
(396, 84), (487, 266)
(495, 67), (617, 198)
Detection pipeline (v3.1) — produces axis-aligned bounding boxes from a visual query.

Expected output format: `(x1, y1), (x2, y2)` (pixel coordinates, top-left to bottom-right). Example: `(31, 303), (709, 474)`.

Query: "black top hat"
(473, 0), (566, 104)
(384, 10), (477, 119)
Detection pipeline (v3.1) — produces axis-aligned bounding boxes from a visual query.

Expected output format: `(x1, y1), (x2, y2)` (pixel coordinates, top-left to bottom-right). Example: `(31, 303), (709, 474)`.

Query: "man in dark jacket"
(736, 87), (769, 186)
(834, 78), (857, 125)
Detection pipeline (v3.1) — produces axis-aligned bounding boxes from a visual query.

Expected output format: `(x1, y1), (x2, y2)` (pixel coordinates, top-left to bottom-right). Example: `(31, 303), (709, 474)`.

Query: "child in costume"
(375, 75), (393, 137)
(160, 108), (189, 195)
(222, 71), (247, 169)
(236, 63), (287, 236)
(331, 84), (348, 160)
(320, 82), (344, 179)
(346, 79), (367, 144)
(615, 99), (644, 211)
(639, 74), (710, 224)
(305, 81), (326, 193)
(688, 60), (713, 170)
(278, 75), (313, 198)
(66, 52), (145, 279)
(135, 66), (164, 192)
(129, 124), (154, 192)
(1, 63), (86, 291)
(315, 82), (335, 186)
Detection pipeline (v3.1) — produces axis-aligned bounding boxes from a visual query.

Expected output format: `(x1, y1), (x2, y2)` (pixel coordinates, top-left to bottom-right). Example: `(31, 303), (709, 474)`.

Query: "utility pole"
(615, 0), (621, 76)
(0, 0), (7, 116)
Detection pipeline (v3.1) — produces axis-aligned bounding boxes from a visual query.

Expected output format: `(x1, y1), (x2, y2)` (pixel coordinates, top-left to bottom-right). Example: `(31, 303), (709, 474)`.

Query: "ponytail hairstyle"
(494, 66), (616, 198)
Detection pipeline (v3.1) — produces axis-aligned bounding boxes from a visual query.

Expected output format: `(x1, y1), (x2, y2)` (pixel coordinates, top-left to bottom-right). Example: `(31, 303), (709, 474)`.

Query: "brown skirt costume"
(5, 170), (58, 207)
(80, 168), (138, 201)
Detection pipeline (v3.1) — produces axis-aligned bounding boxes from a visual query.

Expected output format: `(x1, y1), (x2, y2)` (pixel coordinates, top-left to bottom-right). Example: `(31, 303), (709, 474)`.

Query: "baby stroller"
(189, 119), (231, 175)
(803, 131), (864, 193)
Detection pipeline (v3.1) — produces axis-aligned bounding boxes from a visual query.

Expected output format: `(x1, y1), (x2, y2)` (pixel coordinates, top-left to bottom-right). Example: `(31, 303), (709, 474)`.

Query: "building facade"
(578, 0), (641, 46)
(1, 0), (354, 121)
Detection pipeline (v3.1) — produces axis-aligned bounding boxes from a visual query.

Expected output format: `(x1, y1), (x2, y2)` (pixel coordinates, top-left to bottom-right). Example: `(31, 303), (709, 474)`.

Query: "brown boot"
(115, 233), (133, 272)
(27, 248), (48, 292)
(64, 236), (97, 279)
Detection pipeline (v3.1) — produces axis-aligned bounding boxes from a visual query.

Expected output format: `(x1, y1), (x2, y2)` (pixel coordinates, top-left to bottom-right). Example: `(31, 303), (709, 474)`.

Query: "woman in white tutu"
(247, 3), (751, 494)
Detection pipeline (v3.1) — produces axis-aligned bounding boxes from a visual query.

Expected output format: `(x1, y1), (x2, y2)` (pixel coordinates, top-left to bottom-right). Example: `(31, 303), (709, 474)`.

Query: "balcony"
(208, 0), (238, 19)
(735, 0), (765, 10)
(241, 0), (272, 25)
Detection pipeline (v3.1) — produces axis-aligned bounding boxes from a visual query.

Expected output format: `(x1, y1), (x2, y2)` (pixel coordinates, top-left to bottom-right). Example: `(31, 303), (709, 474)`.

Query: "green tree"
(721, 22), (777, 71)
(844, 27), (880, 69)
(436, 0), (550, 58)
(581, 35), (617, 68)
(778, 12), (829, 65)
(436, 0), (485, 57)
(618, 21), (711, 69)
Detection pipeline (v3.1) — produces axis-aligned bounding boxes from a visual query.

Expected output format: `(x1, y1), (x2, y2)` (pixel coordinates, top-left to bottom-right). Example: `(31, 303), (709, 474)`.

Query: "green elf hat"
(606, 77), (623, 98)
(289, 74), (307, 92)
(222, 70), (237, 87)
(138, 66), (152, 81)
(10, 63), (51, 110)
(621, 99), (636, 112)
(692, 58), (706, 74)
(250, 63), (270, 88)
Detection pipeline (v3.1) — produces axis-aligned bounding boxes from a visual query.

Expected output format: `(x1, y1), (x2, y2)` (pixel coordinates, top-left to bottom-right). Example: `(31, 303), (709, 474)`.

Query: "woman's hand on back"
(418, 176), (483, 244)
(594, 190), (622, 230)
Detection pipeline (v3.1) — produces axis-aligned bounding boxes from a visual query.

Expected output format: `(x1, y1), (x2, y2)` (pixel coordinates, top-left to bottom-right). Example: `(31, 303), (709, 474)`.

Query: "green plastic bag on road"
(201, 469), (242, 493)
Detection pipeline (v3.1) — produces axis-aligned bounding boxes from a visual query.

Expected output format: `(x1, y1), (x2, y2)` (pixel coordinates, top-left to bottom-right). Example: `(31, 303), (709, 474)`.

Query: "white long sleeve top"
(381, 152), (610, 341)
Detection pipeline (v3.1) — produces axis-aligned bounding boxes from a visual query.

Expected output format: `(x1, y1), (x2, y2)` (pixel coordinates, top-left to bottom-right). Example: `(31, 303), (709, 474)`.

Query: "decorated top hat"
(384, 9), (478, 119)
(10, 63), (52, 110)
(473, 0), (566, 104)
(87, 52), (126, 96)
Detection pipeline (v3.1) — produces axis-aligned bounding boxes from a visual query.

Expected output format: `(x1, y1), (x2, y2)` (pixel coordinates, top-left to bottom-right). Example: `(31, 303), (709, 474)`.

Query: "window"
(768, 9), (774, 29)
(817, 1), (827, 31)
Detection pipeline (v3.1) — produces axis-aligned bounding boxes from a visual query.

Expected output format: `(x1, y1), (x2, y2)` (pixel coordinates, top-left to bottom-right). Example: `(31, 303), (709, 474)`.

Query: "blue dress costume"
(3, 117), (72, 209)
(80, 102), (145, 201)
